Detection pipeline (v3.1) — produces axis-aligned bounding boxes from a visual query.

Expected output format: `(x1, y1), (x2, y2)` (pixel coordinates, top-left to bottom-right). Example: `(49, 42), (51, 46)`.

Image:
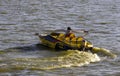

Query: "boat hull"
(38, 33), (93, 51)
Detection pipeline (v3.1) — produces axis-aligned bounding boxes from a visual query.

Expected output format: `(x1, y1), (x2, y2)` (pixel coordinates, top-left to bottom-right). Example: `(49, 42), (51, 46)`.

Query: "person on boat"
(65, 27), (88, 37)
(65, 27), (75, 38)
(53, 27), (88, 39)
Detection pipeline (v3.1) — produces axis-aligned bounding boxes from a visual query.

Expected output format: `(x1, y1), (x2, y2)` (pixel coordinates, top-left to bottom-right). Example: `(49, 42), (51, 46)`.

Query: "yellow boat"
(37, 32), (93, 51)
(35, 32), (117, 58)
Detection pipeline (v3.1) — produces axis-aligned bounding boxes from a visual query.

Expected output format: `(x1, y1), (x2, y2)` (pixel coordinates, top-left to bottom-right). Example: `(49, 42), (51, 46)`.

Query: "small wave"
(8, 50), (100, 70)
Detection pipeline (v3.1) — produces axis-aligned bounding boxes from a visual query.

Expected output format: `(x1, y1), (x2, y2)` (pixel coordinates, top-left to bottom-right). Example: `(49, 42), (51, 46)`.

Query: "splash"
(92, 47), (117, 58)
(10, 50), (100, 70)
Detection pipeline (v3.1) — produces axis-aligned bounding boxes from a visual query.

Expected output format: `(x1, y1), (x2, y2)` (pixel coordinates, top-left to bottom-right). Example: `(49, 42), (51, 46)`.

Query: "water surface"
(0, 0), (120, 76)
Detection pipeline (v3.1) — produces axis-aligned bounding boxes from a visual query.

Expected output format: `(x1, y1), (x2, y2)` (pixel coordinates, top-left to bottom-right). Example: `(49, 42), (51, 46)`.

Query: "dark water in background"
(0, 0), (120, 76)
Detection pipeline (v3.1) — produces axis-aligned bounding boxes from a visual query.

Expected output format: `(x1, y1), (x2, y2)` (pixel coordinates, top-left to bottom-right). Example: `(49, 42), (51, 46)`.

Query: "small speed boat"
(35, 32), (117, 58)
(36, 32), (93, 51)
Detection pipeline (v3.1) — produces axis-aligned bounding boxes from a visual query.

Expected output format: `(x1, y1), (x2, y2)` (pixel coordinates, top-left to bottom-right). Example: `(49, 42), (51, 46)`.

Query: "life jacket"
(65, 33), (75, 39)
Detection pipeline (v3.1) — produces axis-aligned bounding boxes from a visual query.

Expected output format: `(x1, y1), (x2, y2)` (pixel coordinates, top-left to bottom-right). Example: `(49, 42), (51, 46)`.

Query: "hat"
(67, 27), (72, 30)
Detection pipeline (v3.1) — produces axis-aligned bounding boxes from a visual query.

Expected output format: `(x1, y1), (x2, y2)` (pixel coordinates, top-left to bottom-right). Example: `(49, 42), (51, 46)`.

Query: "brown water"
(0, 0), (120, 76)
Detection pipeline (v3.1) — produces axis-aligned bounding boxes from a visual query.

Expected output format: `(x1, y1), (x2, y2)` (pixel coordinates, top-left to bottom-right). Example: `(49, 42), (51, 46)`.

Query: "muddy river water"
(0, 0), (120, 76)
